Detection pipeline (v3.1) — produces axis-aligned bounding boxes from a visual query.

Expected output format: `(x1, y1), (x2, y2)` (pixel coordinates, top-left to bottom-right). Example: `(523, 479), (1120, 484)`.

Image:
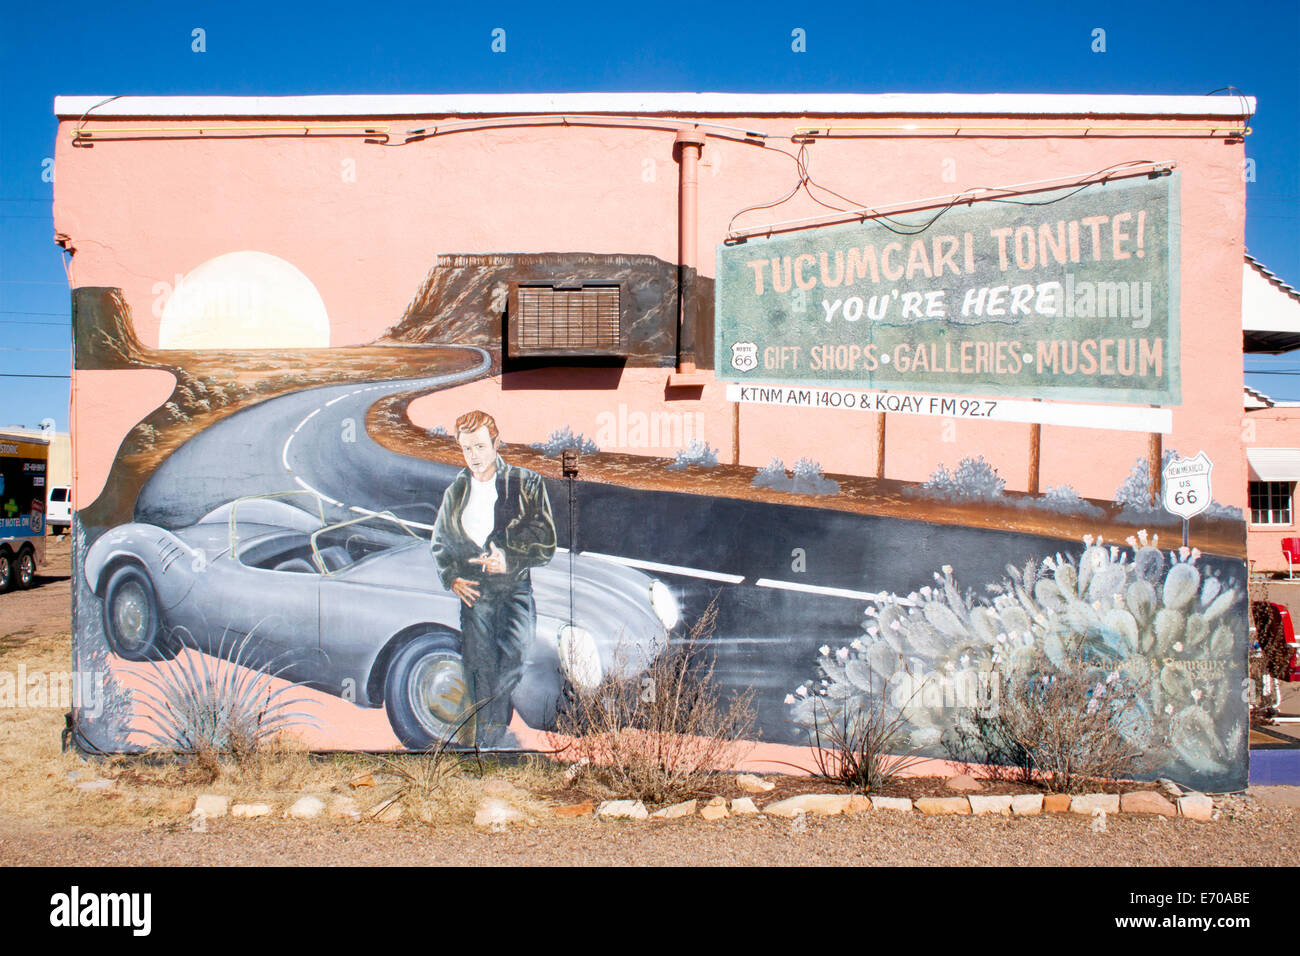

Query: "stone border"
(168, 784), (1220, 828)
(567, 788), (1213, 824)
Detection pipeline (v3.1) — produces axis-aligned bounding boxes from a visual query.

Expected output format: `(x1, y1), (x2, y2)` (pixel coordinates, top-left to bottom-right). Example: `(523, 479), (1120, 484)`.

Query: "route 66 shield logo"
(730, 341), (758, 373)
(1162, 451), (1213, 520)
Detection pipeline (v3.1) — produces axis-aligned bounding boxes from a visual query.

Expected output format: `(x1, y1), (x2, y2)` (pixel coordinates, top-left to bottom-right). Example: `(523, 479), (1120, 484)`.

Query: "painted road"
(133, 349), (1243, 745)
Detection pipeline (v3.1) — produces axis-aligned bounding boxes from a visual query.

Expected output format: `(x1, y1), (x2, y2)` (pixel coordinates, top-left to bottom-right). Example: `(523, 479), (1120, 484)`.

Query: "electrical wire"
(727, 146), (1168, 240)
(73, 95), (123, 137)
(1205, 86), (1255, 133)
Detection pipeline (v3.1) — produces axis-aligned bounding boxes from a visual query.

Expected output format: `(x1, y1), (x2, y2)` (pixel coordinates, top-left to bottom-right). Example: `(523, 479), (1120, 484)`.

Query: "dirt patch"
(2, 806), (1295, 867)
(1, 535), (71, 653)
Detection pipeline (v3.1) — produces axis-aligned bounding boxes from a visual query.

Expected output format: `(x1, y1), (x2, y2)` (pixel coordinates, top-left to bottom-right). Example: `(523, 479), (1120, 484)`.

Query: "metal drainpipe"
(675, 128), (706, 374)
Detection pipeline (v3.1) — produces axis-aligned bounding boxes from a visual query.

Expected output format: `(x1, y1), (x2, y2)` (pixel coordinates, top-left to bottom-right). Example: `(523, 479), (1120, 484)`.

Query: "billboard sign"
(715, 171), (1181, 405)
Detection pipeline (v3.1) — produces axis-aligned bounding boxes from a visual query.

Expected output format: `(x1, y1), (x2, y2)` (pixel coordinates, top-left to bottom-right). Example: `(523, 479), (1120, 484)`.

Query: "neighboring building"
(54, 92), (1258, 789)
(1243, 255), (1300, 574)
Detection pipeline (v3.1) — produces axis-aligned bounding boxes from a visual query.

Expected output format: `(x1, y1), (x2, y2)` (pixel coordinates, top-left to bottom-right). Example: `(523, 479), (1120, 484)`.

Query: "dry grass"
(989, 645), (1154, 794)
(359, 752), (562, 825)
(803, 685), (929, 794)
(550, 599), (757, 806)
(0, 620), (568, 831)
(0, 630), (99, 827)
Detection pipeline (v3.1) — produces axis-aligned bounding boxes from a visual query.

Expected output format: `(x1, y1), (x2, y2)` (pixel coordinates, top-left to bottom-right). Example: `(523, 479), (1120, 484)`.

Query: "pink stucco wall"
(54, 113), (1247, 509)
(1245, 405), (1300, 573)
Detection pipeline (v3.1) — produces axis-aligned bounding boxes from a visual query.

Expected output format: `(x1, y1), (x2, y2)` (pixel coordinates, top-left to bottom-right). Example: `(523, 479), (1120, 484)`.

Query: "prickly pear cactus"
(789, 532), (1248, 791)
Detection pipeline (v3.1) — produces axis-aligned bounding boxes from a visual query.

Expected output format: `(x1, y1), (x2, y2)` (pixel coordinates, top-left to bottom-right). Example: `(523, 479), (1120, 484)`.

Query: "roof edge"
(53, 92), (1258, 120)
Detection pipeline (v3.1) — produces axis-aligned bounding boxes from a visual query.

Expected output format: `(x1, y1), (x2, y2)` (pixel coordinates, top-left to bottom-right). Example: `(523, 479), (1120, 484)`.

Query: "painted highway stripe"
(755, 577), (885, 602)
(294, 475), (343, 508)
(580, 551), (745, 583)
(281, 433), (294, 471)
(293, 407), (321, 433)
(324, 393), (350, 407)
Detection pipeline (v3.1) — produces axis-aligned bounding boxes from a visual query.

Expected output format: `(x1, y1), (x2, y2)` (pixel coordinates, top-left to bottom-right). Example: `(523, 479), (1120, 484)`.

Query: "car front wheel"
(0, 552), (11, 594)
(383, 633), (472, 750)
(101, 564), (177, 661)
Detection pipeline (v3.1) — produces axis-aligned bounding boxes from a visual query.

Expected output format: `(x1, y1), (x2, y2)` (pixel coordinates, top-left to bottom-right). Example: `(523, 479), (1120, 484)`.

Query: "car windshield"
(232, 503), (424, 575)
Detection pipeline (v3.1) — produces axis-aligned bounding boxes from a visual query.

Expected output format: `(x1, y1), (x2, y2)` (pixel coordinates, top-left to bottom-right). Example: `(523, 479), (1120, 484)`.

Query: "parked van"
(46, 485), (71, 534)
(0, 430), (49, 591)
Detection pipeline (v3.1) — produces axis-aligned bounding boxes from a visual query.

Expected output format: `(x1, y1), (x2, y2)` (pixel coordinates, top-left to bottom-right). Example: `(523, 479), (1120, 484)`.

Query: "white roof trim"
(1246, 386), (1273, 409)
(1244, 259), (1300, 334)
(1248, 448), (1300, 482)
(53, 93), (1258, 120)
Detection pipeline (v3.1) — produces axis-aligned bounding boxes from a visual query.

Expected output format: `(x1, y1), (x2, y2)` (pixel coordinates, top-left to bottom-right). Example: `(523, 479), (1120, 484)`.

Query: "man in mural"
(431, 410), (557, 748)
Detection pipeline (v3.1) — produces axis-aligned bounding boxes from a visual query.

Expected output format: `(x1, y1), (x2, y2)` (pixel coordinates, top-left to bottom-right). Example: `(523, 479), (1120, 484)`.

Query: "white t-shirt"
(461, 474), (498, 548)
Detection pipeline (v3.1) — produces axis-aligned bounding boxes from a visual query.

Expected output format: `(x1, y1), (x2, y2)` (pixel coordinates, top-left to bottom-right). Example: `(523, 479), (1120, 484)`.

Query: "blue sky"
(1, 0), (1297, 429)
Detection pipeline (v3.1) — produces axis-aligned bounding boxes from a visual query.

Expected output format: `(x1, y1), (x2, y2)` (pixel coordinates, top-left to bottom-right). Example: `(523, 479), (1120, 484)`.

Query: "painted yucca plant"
(789, 532), (1247, 785)
(133, 627), (320, 753)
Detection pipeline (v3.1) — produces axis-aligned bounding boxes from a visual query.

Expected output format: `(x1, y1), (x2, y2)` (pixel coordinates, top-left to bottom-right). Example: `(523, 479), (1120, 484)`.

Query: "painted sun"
(157, 250), (330, 349)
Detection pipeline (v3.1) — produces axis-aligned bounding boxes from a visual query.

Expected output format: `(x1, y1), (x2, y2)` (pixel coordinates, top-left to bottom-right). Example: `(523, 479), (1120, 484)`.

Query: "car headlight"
(649, 580), (679, 630)
(558, 624), (603, 692)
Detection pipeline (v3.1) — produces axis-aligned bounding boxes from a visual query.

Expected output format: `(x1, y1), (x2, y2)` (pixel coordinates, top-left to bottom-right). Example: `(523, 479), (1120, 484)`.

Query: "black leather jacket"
(431, 455), (557, 590)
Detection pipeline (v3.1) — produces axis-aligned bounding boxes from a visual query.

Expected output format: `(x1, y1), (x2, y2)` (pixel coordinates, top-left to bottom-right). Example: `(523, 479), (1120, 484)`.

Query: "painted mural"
(70, 235), (1250, 792)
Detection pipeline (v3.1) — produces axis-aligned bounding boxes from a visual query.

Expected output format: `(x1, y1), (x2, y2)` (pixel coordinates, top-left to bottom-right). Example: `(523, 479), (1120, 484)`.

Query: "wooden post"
(1148, 431), (1163, 505)
(732, 402), (740, 465)
(875, 412), (886, 479)
(1028, 422), (1041, 495)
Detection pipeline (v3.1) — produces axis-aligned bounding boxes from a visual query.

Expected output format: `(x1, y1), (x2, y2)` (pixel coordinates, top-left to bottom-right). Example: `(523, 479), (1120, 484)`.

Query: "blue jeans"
(460, 580), (535, 745)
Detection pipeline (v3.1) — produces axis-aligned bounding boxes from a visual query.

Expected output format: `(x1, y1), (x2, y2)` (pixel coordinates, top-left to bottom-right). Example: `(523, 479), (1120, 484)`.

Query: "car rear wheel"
(0, 551), (12, 594)
(383, 633), (472, 750)
(102, 564), (177, 661)
(15, 549), (35, 590)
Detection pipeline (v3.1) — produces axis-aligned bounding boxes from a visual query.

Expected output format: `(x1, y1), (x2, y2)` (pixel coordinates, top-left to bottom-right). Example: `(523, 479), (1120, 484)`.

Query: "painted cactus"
(789, 532), (1247, 788)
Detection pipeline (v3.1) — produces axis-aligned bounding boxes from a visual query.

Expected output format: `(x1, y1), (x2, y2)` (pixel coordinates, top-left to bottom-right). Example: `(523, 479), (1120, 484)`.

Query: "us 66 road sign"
(1162, 451), (1213, 520)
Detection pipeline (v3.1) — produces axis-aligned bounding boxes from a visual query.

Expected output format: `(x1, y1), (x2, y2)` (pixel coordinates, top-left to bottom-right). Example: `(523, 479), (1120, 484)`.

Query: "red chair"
(1283, 538), (1300, 579)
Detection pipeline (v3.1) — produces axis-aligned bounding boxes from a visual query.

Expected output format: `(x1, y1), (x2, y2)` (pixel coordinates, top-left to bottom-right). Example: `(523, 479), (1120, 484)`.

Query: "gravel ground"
(2, 806), (1296, 867)
(4, 537), (1296, 868)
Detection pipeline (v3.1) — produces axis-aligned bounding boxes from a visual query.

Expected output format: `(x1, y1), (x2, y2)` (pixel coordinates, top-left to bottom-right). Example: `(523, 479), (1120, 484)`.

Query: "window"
(50, 488), (68, 502)
(508, 284), (625, 356)
(1250, 481), (1293, 525)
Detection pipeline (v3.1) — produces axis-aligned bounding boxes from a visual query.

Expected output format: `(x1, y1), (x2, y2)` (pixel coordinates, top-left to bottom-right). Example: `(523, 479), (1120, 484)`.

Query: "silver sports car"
(83, 492), (679, 749)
